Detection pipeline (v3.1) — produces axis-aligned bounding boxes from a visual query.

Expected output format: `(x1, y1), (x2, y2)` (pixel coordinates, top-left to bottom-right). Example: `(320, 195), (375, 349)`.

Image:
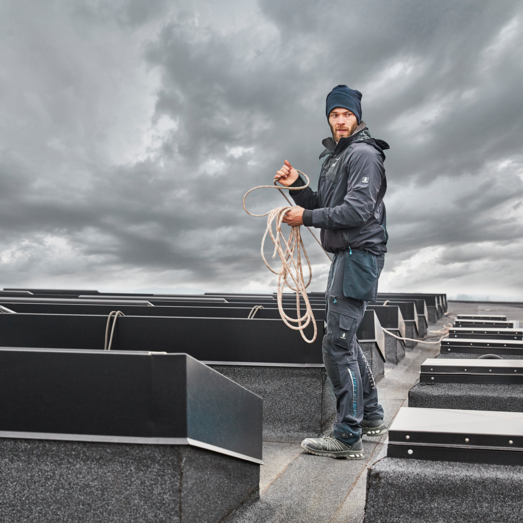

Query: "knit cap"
(325, 85), (362, 124)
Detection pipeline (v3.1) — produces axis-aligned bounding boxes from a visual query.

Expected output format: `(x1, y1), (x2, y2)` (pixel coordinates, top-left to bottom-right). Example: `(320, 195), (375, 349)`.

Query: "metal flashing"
(441, 337), (523, 355)
(203, 361), (324, 368)
(420, 358), (523, 384)
(448, 327), (523, 340)
(388, 407), (523, 465)
(457, 314), (507, 321)
(454, 319), (519, 329)
(0, 431), (263, 464)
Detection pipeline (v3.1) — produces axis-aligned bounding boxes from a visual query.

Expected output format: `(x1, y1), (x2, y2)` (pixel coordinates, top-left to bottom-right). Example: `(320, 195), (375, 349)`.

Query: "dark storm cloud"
(0, 0), (522, 296)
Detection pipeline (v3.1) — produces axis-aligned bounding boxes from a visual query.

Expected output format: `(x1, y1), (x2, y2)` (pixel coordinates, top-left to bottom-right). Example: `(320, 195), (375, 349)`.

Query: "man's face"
(328, 108), (358, 142)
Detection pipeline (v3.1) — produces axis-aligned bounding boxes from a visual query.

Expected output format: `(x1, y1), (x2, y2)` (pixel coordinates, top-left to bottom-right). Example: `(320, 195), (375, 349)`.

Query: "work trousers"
(324, 251), (384, 443)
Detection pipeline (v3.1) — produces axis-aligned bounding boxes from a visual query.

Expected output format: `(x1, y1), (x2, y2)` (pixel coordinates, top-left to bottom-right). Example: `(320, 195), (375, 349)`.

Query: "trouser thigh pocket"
(326, 312), (356, 353)
(324, 312), (356, 392)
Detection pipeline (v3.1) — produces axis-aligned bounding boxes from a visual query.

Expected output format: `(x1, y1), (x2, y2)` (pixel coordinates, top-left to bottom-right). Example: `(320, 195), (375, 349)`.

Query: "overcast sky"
(1, 0), (522, 299)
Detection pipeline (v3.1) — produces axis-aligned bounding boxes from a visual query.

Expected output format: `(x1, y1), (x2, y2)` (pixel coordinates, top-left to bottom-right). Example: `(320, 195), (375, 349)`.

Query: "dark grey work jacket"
(291, 124), (389, 256)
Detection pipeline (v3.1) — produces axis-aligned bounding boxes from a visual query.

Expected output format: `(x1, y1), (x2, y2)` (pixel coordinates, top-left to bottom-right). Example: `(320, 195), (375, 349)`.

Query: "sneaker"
(301, 434), (364, 460)
(361, 419), (388, 437)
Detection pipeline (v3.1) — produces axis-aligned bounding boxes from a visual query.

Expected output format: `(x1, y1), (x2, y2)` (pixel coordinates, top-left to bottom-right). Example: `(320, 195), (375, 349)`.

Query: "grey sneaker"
(301, 434), (364, 460)
(361, 419), (388, 437)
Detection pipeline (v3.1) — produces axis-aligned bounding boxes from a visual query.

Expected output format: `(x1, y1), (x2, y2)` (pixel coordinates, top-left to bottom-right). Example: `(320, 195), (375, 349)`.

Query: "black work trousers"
(324, 251), (385, 443)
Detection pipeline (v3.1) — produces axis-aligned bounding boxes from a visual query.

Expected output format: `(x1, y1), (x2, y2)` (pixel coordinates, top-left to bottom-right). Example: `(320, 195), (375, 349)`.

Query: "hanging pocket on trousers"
(342, 248), (379, 302)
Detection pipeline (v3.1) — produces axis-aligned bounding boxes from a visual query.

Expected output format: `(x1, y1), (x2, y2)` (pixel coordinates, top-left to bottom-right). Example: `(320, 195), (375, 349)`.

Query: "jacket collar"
(319, 122), (369, 159)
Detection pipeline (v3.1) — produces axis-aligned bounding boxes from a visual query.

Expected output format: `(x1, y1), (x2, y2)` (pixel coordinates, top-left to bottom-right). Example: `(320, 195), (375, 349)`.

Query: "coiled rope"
(243, 171), (327, 344)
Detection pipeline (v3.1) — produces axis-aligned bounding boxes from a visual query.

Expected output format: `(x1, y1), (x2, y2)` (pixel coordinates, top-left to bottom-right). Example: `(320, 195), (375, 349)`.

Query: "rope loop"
(104, 311), (125, 351)
(247, 305), (264, 319)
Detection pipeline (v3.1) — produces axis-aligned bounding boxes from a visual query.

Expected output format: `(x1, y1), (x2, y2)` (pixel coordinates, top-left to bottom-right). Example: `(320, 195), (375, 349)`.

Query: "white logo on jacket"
(362, 177), (369, 183)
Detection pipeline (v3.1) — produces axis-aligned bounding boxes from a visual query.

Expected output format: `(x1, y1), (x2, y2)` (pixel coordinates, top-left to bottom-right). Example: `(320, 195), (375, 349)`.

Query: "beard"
(330, 121), (359, 142)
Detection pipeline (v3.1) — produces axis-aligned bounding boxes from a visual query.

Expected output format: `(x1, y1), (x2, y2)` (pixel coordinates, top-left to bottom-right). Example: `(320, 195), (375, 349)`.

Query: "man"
(274, 85), (389, 460)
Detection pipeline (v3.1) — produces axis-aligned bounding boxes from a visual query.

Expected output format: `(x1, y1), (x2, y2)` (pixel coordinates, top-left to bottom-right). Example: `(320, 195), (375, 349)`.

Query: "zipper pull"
(349, 247), (352, 255)
(333, 297), (337, 304)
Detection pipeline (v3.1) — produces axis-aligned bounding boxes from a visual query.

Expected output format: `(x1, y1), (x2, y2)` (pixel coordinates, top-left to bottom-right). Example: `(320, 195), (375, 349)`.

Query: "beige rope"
(104, 311), (125, 351)
(243, 171), (319, 343)
(272, 184), (332, 263)
(382, 322), (454, 345)
(247, 305), (264, 319)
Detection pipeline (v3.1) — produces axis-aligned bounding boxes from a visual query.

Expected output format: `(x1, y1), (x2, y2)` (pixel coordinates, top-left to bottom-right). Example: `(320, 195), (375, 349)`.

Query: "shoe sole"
(362, 426), (388, 437)
(300, 442), (365, 460)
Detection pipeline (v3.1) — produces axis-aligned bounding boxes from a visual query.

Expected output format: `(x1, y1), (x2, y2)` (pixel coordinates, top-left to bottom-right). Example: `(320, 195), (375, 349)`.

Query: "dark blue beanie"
(326, 85), (362, 124)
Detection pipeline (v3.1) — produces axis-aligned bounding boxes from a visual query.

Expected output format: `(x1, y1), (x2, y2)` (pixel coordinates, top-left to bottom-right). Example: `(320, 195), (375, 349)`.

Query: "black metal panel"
(367, 305), (406, 339)
(380, 293), (442, 322)
(441, 337), (523, 355)
(373, 300), (419, 331)
(448, 327), (523, 340)
(457, 314), (507, 321)
(0, 314), (323, 364)
(454, 319), (519, 328)
(79, 294), (229, 304)
(186, 357), (262, 459)
(0, 297), (154, 306)
(388, 407), (523, 465)
(0, 349), (186, 437)
(117, 316), (322, 364)
(0, 306), (16, 314)
(357, 310), (386, 360)
(380, 297), (428, 323)
(420, 357), (523, 384)
(0, 349), (263, 462)
(0, 302), (326, 321)
(378, 293), (438, 307)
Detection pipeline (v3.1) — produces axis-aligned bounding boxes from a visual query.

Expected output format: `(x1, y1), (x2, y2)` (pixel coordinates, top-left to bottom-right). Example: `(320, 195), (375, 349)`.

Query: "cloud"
(0, 0), (522, 298)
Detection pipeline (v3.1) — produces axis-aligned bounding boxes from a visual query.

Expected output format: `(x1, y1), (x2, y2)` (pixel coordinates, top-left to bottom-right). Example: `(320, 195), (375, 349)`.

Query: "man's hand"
(275, 160), (299, 186)
(282, 206), (304, 227)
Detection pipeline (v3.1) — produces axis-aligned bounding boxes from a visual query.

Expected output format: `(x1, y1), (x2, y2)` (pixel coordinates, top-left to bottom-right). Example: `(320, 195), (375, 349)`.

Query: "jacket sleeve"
(289, 175), (320, 210)
(309, 145), (384, 230)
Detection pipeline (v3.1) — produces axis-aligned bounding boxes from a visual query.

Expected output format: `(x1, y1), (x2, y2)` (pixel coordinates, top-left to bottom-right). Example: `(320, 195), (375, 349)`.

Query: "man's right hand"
(275, 160), (299, 186)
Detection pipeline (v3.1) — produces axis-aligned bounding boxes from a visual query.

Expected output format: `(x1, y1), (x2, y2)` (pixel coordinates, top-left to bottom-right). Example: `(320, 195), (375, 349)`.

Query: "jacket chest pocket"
(326, 157), (341, 182)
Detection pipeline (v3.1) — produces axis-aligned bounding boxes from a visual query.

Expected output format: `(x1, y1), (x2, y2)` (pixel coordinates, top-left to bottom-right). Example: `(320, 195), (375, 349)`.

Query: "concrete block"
(210, 365), (336, 442)
(384, 333), (405, 365)
(404, 322), (418, 349)
(427, 305), (437, 325)
(360, 342), (385, 383)
(0, 438), (259, 523)
(418, 316), (428, 338)
(365, 457), (523, 523)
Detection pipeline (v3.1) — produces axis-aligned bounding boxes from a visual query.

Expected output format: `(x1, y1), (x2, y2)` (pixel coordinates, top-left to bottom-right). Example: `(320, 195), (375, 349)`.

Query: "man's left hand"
(282, 206), (304, 227)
